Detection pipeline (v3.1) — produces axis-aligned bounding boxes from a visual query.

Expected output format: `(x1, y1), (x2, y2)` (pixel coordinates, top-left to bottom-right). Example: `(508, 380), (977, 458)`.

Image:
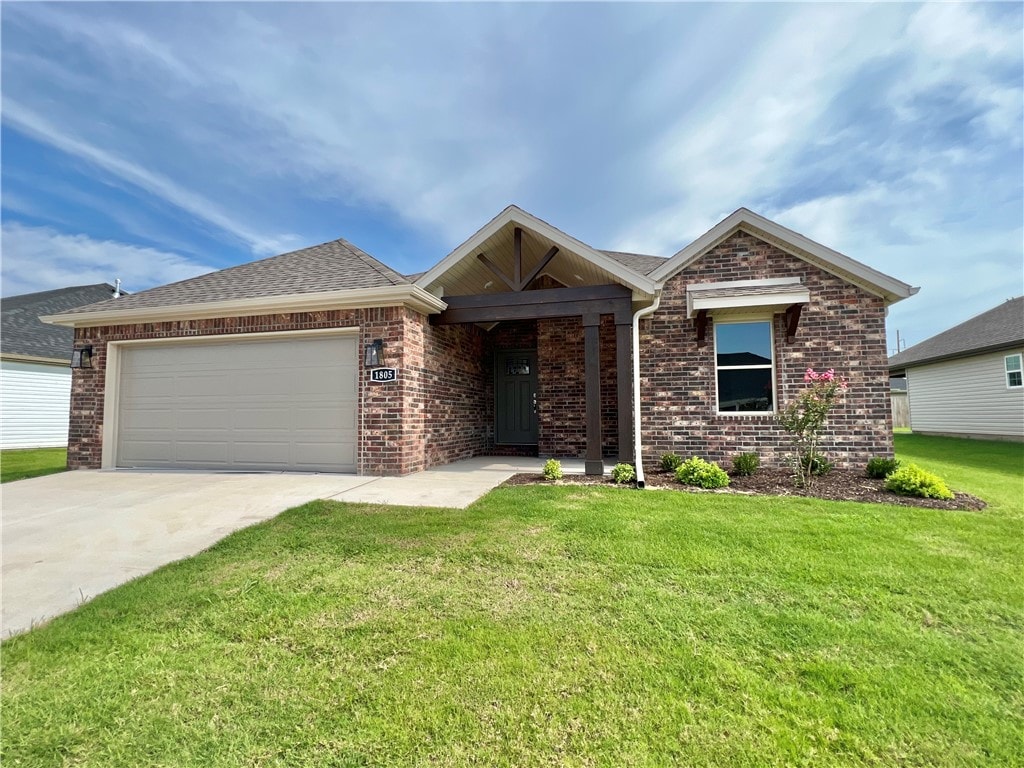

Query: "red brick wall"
(69, 308), (429, 475)
(638, 231), (893, 469)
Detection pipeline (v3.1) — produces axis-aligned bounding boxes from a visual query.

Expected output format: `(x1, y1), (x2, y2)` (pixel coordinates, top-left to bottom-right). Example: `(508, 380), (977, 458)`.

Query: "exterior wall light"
(364, 339), (384, 368)
(70, 345), (93, 369)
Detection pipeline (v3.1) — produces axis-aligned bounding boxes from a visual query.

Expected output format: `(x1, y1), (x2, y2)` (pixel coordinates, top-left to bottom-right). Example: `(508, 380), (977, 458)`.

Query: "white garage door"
(117, 334), (358, 472)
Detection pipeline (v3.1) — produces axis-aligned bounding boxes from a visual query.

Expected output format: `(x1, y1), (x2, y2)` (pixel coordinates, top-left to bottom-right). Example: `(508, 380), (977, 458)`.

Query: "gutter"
(631, 293), (662, 489)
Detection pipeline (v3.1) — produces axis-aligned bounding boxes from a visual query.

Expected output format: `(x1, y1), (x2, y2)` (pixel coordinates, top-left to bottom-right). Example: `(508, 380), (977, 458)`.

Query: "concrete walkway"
(1, 456), (579, 636)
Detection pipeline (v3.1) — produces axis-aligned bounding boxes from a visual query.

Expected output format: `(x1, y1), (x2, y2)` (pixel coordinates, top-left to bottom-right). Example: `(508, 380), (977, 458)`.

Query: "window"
(1006, 354), (1022, 388)
(715, 321), (774, 412)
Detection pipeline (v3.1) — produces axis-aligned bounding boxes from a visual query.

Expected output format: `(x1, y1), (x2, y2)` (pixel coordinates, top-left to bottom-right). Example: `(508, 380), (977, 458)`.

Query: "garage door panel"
(117, 335), (358, 472)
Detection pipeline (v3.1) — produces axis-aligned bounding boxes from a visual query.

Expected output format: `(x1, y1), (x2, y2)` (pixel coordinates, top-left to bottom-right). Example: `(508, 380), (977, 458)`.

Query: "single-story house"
(889, 296), (1024, 441)
(1, 284), (120, 449)
(43, 206), (917, 483)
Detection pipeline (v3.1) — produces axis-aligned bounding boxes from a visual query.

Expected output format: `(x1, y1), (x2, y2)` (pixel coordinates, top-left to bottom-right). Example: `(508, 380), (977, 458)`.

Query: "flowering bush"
(777, 368), (848, 488)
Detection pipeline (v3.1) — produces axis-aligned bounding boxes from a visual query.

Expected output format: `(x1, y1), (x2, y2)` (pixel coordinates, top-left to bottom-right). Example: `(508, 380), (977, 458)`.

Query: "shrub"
(777, 367), (848, 488)
(660, 452), (683, 472)
(611, 463), (636, 485)
(732, 452), (760, 476)
(866, 457), (900, 479)
(675, 457), (730, 489)
(542, 459), (563, 481)
(800, 453), (835, 477)
(885, 463), (954, 500)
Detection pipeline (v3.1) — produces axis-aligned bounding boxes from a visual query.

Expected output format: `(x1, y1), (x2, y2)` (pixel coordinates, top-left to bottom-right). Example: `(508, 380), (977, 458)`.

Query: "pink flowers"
(804, 368), (848, 389)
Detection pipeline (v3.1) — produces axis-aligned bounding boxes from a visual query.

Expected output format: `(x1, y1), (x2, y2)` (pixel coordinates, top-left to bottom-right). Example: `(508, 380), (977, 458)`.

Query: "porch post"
(583, 313), (604, 476)
(615, 318), (633, 463)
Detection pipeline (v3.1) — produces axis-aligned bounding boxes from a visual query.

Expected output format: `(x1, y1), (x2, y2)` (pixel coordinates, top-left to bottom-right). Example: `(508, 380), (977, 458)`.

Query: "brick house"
(43, 206), (917, 484)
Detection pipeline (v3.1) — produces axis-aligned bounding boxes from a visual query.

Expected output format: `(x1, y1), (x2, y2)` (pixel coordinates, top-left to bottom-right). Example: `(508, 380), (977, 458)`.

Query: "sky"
(2, 1), (1021, 354)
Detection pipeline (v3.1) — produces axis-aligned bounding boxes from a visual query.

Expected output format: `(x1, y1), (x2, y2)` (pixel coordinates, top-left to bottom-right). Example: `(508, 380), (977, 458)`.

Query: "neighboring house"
(43, 207), (917, 478)
(1, 284), (120, 449)
(889, 297), (1024, 441)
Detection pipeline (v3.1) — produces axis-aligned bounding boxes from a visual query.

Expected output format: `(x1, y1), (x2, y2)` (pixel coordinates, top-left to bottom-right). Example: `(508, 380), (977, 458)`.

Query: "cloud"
(0, 223), (216, 297)
(2, 100), (299, 257)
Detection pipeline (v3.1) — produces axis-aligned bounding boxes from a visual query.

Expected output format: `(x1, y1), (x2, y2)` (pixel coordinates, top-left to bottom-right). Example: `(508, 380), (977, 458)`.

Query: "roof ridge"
(338, 237), (408, 285)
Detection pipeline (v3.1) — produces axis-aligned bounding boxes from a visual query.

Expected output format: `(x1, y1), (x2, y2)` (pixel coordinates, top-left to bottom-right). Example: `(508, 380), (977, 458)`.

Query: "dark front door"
(495, 351), (538, 445)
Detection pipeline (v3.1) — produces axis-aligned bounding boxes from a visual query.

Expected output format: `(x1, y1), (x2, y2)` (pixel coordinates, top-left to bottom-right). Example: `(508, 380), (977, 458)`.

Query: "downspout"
(632, 293), (661, 489)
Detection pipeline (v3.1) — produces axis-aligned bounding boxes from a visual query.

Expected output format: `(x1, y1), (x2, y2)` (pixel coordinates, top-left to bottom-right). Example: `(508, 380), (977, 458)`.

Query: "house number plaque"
(370, 367), (398, 383)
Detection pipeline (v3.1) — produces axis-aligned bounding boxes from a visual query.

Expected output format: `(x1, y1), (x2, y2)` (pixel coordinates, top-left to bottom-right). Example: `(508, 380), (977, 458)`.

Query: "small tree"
(777, 368), (848, 488)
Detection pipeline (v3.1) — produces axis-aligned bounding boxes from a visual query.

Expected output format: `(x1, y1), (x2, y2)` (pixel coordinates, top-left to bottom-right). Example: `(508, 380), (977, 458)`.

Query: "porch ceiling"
(417, 214), (656, 299)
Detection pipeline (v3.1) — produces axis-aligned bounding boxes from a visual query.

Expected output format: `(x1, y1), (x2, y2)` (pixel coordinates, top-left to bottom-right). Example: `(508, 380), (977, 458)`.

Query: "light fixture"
(70, 345), (93, 369)
(364, 339), (384, 368)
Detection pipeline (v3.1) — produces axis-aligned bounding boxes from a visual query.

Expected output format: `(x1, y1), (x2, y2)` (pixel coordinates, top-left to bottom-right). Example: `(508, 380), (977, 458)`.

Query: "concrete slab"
(0, 456), (591, 637)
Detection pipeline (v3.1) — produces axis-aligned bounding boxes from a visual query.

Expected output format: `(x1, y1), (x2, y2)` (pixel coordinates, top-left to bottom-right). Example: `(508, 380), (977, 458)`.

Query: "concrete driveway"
(2, 457), (555, 637)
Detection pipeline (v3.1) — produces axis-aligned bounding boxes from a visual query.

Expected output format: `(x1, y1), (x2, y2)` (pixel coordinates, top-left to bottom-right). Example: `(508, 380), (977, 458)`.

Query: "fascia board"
(40, 285), (448, 328)
(650, 208), (919, 304)
(415, 205), (658, 296)
(688, 289), (811, 318)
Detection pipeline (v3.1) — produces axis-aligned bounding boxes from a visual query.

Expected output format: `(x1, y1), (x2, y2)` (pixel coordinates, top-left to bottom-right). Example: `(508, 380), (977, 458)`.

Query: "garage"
(115, 333), (358, 472)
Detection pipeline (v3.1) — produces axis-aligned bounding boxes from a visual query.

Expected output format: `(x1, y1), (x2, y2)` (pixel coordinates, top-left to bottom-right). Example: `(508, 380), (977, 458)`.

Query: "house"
(42, 206), (917, 482)
(1, 284), (121, 449)
(889, 297), (1024, 441)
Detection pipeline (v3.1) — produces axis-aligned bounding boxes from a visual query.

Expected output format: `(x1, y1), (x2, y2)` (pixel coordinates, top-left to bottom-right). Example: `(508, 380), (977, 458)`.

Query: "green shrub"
(611, 463), (636, 485)
(866, 457), (900, 479)
(660, 452), (683, 472)
(800, 453), (834, 477)
(542, 459), (563, 481)
(885, 463), (954, 500)
(732, 452), (760, 476)
(675, 457), (730, 489)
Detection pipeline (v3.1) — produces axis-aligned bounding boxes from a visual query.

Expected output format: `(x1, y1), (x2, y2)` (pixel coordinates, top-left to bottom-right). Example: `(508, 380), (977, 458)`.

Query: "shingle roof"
(889, 296), (1024, 370)
(67, 237), (409, 316)
(687, 282), (803, 299)
(599, 250), (667, 276)
(2, 284), (119, 360)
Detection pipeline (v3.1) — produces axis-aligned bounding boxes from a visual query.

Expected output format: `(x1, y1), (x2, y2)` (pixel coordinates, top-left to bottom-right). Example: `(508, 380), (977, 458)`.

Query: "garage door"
(116, 334), (358, 472)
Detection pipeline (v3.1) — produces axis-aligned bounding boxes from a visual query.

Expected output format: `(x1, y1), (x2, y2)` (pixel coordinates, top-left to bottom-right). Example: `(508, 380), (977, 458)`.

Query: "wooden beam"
(695, 309), (709, 348)
(476, 253), (516, 291)
(583, 313), (603, 476)
(786, 303), (803, 343)
(434, 296), (631, 325)
(442, 283), (631, 310)
(513, 227), (522, 290)
(616, 321), (633, 463)
(519, 245), (559, 290)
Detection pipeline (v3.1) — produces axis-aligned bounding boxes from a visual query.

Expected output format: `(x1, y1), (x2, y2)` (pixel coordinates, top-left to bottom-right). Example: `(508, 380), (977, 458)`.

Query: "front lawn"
(2, 436), (1021, 766)
(0, 447), (67, 483)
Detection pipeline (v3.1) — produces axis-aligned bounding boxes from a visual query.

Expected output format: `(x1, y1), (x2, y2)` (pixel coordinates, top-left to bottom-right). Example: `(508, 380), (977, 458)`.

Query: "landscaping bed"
(504, 465), (987, 510)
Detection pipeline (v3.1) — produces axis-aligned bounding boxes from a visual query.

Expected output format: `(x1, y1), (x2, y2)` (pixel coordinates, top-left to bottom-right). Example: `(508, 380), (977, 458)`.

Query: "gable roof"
(415, 205), (658, 297)
(649, 208), (918, 305)
(599, 250), (667, 276)
(2, 284), (119, 361)
(889, 296), (1024, 371)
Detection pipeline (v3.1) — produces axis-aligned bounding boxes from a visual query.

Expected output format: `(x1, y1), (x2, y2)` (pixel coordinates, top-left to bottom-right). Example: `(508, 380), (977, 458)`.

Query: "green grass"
(1, 447), (67, 483)
(2, 436), (1021, 766)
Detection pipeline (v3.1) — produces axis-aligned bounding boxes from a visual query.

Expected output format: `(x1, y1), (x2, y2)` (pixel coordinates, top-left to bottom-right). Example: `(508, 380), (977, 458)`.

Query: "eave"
(40, 285), (448, 328)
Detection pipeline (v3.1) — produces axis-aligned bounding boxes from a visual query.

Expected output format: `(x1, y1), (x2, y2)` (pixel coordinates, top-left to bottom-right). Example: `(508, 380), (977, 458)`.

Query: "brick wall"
(639, 231), (893, 469)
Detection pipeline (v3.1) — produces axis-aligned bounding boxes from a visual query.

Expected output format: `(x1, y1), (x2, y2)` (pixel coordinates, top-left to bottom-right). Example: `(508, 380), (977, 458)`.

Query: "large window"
(1006, 354), (1023, 388)
(715, 321), (775, 412)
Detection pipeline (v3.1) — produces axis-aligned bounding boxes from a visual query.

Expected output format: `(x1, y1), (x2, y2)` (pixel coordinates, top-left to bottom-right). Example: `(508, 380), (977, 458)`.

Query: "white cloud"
(2, 100), (300, 257)
(0, 223), (216, 297)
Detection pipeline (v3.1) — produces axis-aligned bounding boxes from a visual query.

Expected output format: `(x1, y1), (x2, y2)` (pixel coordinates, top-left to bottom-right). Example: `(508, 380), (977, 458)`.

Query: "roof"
(889, 296), (1024, 371)
(649, 208), (918, 305)
(599, 250), (666, 276)
(64, 237), (409, 317)
(1, 284), (119, 360)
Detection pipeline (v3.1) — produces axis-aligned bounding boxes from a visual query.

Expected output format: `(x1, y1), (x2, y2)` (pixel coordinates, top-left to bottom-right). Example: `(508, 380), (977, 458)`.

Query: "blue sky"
(2, 2), (1021, 353)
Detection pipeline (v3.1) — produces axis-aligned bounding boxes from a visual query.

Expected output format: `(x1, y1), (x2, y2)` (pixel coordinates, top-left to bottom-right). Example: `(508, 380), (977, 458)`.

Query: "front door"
(495, 351), (538, 445)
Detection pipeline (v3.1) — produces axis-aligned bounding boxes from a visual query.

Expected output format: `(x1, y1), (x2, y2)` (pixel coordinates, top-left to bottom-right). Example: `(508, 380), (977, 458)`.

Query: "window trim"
(713, 316), (777, 415)
(1005, 353), (1023, 389)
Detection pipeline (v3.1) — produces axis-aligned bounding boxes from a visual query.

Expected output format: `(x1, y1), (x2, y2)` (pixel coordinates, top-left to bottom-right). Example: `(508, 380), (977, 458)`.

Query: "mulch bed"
(503, 466), (986, 511)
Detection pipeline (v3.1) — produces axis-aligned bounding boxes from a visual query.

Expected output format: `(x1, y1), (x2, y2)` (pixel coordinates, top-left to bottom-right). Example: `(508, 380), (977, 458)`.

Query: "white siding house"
(0, 359), (72, 448)
(1, 284), (119, 450)
(905, 349), (1024, 439)
(890, 297), (1024, 441)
